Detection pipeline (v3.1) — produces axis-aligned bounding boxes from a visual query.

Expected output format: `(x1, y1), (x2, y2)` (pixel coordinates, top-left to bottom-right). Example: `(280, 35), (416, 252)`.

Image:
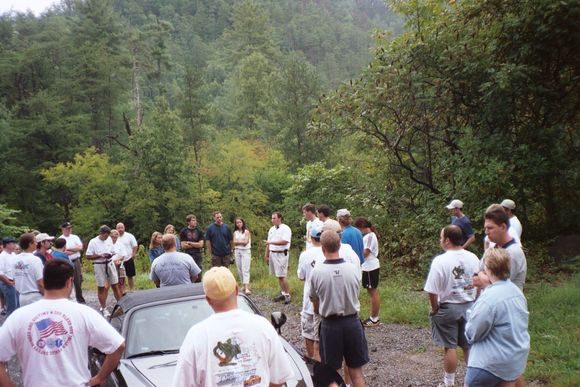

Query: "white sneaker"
(100, 307), (111, 318)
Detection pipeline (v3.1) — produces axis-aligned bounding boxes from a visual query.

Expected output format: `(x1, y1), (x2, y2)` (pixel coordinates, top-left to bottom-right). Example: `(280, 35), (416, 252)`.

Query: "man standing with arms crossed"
(205, 211), (233, 267)
(265, 212), (292, 304)
(180, 214), (205, 279)
(115, 223), (138, 292)
(424, 225), (480, 387)
(59, 222), (85, 303)
(0, 260), (125, 387)
(309, 230), (368, 387)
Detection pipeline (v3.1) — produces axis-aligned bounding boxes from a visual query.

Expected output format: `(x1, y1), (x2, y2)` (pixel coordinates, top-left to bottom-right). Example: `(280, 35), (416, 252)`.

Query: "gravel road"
(1, 290), (546, 386)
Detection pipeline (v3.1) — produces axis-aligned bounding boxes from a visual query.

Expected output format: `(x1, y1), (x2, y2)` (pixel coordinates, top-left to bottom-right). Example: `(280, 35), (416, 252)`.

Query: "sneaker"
(362, 317), (380, 327)
(100, 307), (111, 318)
(273, 294), (285, 302)
(284, 295), (291, 305)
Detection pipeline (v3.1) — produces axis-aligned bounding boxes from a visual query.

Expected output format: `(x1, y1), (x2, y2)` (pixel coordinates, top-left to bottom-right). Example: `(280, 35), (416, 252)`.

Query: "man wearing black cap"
(0, 237), (19, 316)
(59, 221), (85, 303)
(86, 225), (122, 317)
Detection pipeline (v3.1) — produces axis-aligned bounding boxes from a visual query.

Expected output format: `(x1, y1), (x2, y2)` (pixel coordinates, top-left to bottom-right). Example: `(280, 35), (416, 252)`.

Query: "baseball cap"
(310, 223), (323, 239)
(203, 267), (237, 300)
(35, 233), (55, 243)
(2, 237), (17, 246)
(61, 221), (72, 228)
(501, 199), (516, 210)
(321, 219), (342, 233)
(446, 199), (464, 209)
(336, 208), (351, 218)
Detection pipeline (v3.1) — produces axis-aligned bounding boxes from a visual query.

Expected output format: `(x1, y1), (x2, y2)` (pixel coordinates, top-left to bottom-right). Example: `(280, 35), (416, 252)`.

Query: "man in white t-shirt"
(297, 224), (325, 360)
(116, 223), (138, 293)
(13, 233), (45, 307)
(501, 199), (522, 239)
(59, 221), (85, 303)
(86, 226), (122, 317)
(0, 237), (19, 315)
(265, 212), (292, 304)
(150, 234), (200, 287)
(0, 259), (125, 387)
(172, 267), (294, 387)
(424, 225), (480, 387)
(302, 203), (322, 250)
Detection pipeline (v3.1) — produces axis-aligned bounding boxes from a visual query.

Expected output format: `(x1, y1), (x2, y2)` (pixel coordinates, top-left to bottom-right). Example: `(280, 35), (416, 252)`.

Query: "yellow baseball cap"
(203, 267), (237, 300)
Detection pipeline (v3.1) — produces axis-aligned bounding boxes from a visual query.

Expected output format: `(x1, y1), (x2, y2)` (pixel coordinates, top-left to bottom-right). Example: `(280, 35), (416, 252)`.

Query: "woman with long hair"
(233, 217), (252, 295)
(354, 217), (381, 327)
(164, 224), (181, 251)
(148, 231), (164, 263)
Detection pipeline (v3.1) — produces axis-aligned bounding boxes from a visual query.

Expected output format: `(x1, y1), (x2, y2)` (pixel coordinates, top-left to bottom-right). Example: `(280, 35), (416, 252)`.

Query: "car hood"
(124, 341), (312, 387)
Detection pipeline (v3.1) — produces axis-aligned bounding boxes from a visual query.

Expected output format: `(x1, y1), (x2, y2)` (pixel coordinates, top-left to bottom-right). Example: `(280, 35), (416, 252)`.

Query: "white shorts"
(301, 312), (321, 341)
(269, 251), (288, 277)
(94, 260), (119, 287)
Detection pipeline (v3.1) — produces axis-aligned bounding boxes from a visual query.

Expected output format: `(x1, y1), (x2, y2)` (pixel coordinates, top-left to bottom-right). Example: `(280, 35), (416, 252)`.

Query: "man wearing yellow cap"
(172, 267), (294, 387)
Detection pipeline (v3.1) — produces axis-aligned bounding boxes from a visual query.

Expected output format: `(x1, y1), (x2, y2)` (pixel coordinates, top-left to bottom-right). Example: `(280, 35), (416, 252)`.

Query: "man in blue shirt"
(205, 211), (233, 267)
(337, 209), (364, 265)
(446, 199), (475, 249)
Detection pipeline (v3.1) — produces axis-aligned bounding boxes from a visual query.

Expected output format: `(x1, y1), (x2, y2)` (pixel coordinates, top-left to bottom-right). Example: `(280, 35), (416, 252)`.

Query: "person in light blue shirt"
(465, 248), (530, 386)
(337, 209), (364, 264)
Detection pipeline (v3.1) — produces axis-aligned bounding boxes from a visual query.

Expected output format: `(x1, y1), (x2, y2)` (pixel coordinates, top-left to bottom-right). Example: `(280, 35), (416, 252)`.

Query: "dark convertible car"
(89, 283), (337, 386)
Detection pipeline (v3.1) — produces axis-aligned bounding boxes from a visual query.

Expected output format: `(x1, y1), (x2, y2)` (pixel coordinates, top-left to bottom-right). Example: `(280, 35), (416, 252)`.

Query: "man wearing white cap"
(34, 233), (54, 264)
(501, 199), (522, 239)
(173, 267), (294, 387)
(446, 199), (475, 249)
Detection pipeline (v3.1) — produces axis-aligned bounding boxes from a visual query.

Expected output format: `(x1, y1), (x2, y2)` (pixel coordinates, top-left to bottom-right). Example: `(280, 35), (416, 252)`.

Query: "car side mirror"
(270, 311), (287, 334)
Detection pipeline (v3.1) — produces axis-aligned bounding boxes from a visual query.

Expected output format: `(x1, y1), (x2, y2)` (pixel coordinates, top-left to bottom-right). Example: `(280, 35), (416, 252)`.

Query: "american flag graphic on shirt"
(35, 318), (68, 339)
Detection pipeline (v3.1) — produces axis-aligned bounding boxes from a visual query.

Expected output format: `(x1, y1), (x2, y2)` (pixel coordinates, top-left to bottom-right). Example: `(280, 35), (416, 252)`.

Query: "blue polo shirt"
(205, 223), (233, 257)
(341, 225), (365, 264)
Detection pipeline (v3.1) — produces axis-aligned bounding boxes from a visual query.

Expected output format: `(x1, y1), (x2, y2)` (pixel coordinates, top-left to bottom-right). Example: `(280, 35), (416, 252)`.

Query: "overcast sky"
(0, 0), (59, 15)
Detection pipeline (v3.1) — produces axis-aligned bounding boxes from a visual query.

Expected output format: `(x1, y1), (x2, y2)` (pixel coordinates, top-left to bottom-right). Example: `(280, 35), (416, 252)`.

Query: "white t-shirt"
(12, 253), (44, 295)
(112, 240), (131, 262)
(510, 215), (523, 239)
(118, 232), (138, 261)
(85, 236), (114, 263)
(0, 251), (16, 279)
(267, 224), (292, 252)
(58, 234), (83, 261)
(339, 243), (362, 280)
(0, 298), (124, 387)
(172, 309), (294, 387)
(424, 249), (480, 304)
(361, 232), (380, 272)
(150, 252), (201, 287)
(234, 230), (251, 250)
(305, 218), (322, 250)
(297, 246), (324, 315)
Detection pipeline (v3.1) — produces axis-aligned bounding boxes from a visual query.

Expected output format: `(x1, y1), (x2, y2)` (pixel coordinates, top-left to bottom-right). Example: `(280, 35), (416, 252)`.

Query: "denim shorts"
(465, 367), (506, 386)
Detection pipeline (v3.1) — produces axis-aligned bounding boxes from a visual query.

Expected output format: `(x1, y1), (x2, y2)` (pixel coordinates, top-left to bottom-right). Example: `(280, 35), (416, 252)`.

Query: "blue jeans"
(465, 367), (505, 387)
(0, 282), (19, 316)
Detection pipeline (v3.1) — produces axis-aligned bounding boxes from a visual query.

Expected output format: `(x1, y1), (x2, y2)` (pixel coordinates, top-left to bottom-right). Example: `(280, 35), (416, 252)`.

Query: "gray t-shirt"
(150, 252), (201, 287)
(309, 259), (360, 318)
(505, 243), (527, 290)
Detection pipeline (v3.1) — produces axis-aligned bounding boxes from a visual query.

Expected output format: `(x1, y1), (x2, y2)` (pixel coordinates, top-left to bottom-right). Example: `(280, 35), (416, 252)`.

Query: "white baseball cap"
(446, 199), (464, 209)
(501, 199), (516, 210)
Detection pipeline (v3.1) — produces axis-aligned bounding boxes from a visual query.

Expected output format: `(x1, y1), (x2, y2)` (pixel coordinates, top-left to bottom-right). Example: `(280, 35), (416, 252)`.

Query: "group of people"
(425, 199), (529, 387)
(0, 197), (531, 386)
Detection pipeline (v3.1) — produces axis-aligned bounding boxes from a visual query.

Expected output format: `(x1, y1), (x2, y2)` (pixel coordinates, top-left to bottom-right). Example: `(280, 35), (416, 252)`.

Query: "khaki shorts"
(94, 260), (119, 287)
(269, 251), (288, 277)
(301, 312), (321, 341)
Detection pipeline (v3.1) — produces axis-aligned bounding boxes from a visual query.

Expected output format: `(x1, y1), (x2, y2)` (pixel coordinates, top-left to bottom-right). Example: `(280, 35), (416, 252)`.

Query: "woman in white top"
(354, 217), (381, 327)
(233, 217), (252, 294)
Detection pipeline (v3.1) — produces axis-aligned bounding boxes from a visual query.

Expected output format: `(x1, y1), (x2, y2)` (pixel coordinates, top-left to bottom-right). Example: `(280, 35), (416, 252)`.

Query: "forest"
(0, 0), (578, 275)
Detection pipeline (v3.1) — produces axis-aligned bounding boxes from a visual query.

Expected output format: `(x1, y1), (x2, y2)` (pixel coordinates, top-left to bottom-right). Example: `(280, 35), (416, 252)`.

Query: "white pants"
(20, 292), (42, 307)
(234, 249), (251, 284)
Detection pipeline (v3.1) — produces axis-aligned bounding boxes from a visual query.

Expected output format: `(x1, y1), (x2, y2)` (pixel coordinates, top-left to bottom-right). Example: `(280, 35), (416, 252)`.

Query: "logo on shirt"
(213, 339), (241, 366)
(27, 311), (73, 355)
(212, 336), (263, 386)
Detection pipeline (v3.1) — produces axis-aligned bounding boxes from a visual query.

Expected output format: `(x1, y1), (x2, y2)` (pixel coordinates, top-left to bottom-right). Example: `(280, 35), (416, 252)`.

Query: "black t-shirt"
(179, 227), (204, 258)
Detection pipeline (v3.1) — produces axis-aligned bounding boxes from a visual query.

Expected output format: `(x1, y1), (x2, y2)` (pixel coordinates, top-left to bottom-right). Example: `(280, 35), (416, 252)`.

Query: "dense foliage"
(0, 0), (578, 277)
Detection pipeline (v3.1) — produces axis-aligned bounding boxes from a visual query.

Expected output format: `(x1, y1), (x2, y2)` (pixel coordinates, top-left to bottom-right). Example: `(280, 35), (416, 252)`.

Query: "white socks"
(444, 372), (455, 386)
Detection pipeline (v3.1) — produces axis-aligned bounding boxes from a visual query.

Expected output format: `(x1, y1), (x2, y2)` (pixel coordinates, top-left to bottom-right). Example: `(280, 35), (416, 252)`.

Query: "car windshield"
(124, 295), (256, 358)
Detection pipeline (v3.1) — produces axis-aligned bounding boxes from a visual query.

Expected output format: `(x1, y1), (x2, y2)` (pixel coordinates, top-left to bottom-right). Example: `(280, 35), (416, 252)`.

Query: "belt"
(20, 291), (41, 295)
(93, 259), (113, 275)
(270, 249), (288, 254)
(323, 313), (358, 320)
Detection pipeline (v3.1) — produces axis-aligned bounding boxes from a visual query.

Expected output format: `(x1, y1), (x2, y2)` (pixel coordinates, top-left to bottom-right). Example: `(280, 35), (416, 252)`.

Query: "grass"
(80, 249), (580, 385)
